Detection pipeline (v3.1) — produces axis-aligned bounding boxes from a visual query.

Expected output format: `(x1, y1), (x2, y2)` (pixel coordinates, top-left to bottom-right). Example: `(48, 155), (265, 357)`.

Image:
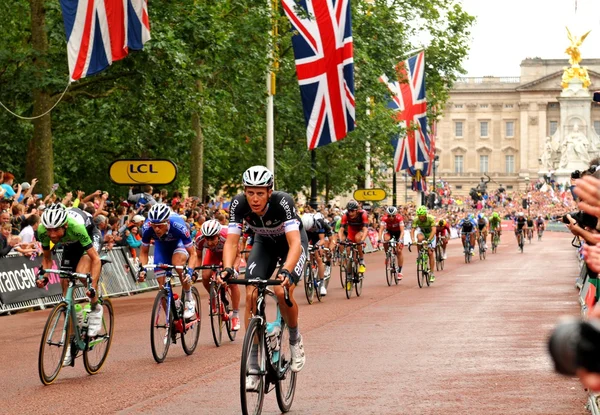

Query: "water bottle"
(75, 304), (84, 328)
(173, 293), (182, 314)
(266, 321), (281, 352)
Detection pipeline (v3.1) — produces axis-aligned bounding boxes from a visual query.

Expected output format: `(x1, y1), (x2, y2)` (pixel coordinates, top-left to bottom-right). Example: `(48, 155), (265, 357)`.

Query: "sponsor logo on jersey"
(279, 197), (293, 220)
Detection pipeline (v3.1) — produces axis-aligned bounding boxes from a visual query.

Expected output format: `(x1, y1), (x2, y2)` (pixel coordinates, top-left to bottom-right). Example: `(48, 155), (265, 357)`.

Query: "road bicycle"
(434, 236), (446, 271)
(537, 226), (544, 241)
(337, 244), (348, 288)
(37, 260), (114, 385)
(462, 232), (473, 263)
(478, 232), (487, 261)
(409, 241), (431, 288)
(380, 237), (399, 286)
(144, 264), (201, 363)
(338, 241), (364, 299)
(527, 228), (533, 244)
(196, 264), (236, 347)
(331, 242), (342, 267)
(228, 277), (296, 415)
(516, 229), (525, 253)
(303, 245), (331, 304)
(490, 230), (500, 253)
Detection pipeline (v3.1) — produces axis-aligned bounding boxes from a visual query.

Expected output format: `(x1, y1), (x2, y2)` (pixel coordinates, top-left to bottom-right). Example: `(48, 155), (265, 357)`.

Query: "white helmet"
(41, 203), (68, 229)
(148, 203), (171, 223)
(334, 215), (341, 222)
(314, 212), (324, 221)
(243, 165), (274, 187)
(518, 212), (524, 217)
(201, 219), (222, 237)
(386, 206), (398, 215)
(301, 213), (315, 231)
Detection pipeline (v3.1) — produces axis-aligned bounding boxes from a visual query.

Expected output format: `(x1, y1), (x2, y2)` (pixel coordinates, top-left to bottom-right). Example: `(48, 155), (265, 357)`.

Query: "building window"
(454, 104), (463, 109)
(549, 121), (558, 136)
(505, 104), (513, 109)
(548, 102), (559, 109)
(480, 155), (489, 173)
(480, 121), (489, 137)
(480, 104), (488, 109)
(455, 121), (463, 137)
(454, 155), (464, 173)
(594, 121), (600, 134)
(505, 155), (515, 173)
(506, 121), (514, 137)
(455, 185), (463, 190)
(507, 185), (513, 190)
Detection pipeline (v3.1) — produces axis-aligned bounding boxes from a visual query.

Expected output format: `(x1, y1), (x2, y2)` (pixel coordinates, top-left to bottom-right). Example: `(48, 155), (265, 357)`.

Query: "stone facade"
(403, 58), (600, 196)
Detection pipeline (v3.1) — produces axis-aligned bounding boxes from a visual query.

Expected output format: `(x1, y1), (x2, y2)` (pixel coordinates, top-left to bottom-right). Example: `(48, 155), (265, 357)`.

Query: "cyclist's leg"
(201, 249), (218, 294)
(428, 236), (436, 273)
(244, 235), (278, 327)
(354, 231), (365, 264)
(59, 243), (83, 297)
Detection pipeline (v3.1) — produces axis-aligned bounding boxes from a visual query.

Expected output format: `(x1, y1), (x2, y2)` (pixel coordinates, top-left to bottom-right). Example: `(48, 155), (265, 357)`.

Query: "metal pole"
(392, 170), (397, 206)
(309, 150), (318, 209)
(404, 171), (408, 203)
(365, 141), (371, 188)
(266, 0), (277, 175)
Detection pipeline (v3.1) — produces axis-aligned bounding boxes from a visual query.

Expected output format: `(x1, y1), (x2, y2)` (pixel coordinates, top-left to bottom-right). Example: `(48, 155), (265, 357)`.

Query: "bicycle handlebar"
(407, 240), (430, 253)
(227, 278), (293, 307)
(38, 269), (91, 280)
(194, 265), (223, 271)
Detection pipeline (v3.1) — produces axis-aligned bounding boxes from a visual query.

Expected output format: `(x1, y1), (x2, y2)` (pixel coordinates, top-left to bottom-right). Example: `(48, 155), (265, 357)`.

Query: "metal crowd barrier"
(0, 247), (182, 315)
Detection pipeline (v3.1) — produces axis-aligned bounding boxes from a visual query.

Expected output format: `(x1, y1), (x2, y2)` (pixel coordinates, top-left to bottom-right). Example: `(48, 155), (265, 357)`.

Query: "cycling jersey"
(526, 219), (534, 228)
(489, 217), (501, 230)
(333, 219), (342, 233)
(477, 217), (488, 230)
(458, 218), (476, 233)
(535, 218), (545, 227)
(141, 214), (193, 268)
(341, 210), (368, 232)
(304, 218), (332, 236)
(381, 214), (404, 232)
(514, 217), (527, 230)
(412, 215), (435, 238)
(435, 223), (451, 237)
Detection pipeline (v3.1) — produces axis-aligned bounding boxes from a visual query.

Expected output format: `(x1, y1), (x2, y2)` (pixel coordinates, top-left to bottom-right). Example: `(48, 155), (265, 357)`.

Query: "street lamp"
(432, 154), (440, 196)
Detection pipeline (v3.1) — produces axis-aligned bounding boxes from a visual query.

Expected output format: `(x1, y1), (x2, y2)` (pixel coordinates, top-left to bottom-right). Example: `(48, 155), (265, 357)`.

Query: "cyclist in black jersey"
(219, 166), (307, 387)
(514, 212), (528, 248)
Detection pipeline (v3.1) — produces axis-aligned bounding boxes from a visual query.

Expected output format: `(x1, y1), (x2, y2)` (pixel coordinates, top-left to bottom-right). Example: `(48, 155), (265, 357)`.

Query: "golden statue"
(562, 27), (592, 88)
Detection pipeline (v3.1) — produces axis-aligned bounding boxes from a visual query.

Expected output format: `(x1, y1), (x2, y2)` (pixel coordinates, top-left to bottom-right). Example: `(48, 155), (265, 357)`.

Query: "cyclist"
(137, 203), (199, 320)
(489, 211), (502, 244)
(378, 206), (405, 279)
(514, 212), (527, 249)
(476, 212), (489, 251)
(219, 165), (307, 389)
(36, 203), (103, 364)
(526, 215), (535, 240)
(535, 214), (545, 238)
(339, 200), (368, 275)
(435, 219), (451, 259)
(458, 213), (476, 255)
(301, 212), (332, 296)
(195, 219), (242, 331)
(410, 206), (437, 282)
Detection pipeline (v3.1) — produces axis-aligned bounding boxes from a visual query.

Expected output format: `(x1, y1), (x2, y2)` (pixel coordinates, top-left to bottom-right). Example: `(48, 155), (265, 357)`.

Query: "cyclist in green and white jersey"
(489, 212), (502, 240)
(410, 206), (437, 282)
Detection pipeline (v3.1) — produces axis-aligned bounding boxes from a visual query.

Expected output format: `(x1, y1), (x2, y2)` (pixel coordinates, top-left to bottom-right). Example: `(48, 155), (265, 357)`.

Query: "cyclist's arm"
(222, 233), (241, 269)
(85, 246), (102, 281)
(378, 222), (386, 240)
(185, 244), (198, 270)
(282, 229), (302, 277)
(41, 247), (53, 271)
(429, 226), (436, 242)
(316, 233), (326, 246)
(338, 224), (346, 241)
(360, 212), (369, 242)
(140, 245), (150, 266)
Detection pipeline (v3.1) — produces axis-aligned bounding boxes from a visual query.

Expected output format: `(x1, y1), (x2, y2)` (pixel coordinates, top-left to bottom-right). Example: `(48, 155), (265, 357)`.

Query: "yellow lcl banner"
(353, 188), (387, 202)
(109, 160), (178, 185)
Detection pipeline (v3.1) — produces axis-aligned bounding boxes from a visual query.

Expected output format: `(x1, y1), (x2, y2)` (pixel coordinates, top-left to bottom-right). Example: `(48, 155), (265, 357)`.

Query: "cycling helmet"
(201, 219), (222, 237)
(438, 219), (446, 227)
(242, 165), (274, 188)
(492, 212), (499, 219)
(314, 212), (324, 221)
(301, 213), (315, 230)
(346, 200), (359, 211)
(386, 206), (398, 215)
(477, 213), (484, 219)
(518, 212), (524, 217)
(148, 203), (171, 223)
(334, 215), (341, 222)
(468, 213), (475, 220)
(416, 206), (427, 216)
(41, 203), (68, 229)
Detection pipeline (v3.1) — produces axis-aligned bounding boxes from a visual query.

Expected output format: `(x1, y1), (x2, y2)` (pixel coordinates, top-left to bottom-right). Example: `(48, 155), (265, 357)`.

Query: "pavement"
(0, 232), (588, 414)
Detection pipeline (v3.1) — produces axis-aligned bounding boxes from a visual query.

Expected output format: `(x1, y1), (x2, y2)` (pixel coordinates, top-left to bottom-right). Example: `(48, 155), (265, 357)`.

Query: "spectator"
(119, 214), (145, 234)
(17, 178), (38, 202)
(17, 214), (40, 257)
(125, 225), (142, 258)
(0, 209), (11, 227)
(128, 185), (157, 208)
(0, 223), (19, 257)
(1, 172), (21, 202)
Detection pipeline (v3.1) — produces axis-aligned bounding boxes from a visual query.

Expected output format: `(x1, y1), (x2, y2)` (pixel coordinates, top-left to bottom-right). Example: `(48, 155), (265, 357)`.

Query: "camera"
(548, 317), (600, 375)
(571, 170), (582, 179)
(562, 210), (598, 229)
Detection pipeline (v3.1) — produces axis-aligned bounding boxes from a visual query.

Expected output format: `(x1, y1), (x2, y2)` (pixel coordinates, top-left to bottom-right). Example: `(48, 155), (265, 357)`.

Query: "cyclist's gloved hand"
(36, 269), (48, 288)
(278, 268), (292, 288)
(219, 267), (235, 284)
(183, 266), (194, 283)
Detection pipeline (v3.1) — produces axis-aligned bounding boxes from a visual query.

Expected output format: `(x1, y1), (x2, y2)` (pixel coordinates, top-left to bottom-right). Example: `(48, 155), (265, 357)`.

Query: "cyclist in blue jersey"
(458, 213), (477, 255)
(137, 203), (198, 320)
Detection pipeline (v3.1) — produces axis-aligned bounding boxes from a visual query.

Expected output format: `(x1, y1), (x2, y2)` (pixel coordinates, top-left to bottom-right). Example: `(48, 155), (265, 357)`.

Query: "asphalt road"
(0, 232), (588, 414)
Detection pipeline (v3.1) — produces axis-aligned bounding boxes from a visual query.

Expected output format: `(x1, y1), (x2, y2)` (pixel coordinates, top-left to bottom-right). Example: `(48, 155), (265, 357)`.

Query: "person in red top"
(378, 206), (405, 279)
(435, 219), (451, 259)
(195, 219), (241, 331)
(338, 200), (368, 274)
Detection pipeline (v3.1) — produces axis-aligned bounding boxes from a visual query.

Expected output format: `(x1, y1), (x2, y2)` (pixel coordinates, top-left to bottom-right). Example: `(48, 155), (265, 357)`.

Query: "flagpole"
(266, 0), (278, 174)
(392, 170), (397, 206)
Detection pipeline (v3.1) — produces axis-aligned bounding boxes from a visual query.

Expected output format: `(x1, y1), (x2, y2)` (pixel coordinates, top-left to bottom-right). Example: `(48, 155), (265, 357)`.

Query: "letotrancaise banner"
(0, 256), (62, 305)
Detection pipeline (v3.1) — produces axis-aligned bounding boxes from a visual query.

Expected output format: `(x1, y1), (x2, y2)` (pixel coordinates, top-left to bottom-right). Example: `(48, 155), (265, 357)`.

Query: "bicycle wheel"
(240, 318), (266, 415)
(314, 267), (322, 302)
(276, 320), (297, 413)
(417, 255), (424, 288)
(303, 262), (314, 304)
(339, 254), (346, 288)
(355, 266), (363, 297)
(84, 298), (114, 375)
(150, 290), (172, 363)
(385, 252), (393, 286)
(182, 286), (201, 355)
(391, 255), (399, 285)
(39, 302), (70, 385)
(210, 284), (223, 347)
(345, 263), (353, 299)
(225, 286), (237, 342)
(435, 246), (441, 271)
(424, 256), (431, 287)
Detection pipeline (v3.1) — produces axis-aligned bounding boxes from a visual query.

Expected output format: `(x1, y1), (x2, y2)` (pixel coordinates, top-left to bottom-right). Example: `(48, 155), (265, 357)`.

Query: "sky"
(459, 0), (600, 77)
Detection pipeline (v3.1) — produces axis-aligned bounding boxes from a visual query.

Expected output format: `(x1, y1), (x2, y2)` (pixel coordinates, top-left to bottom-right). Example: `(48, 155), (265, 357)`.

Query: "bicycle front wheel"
(39, 301), (70, 385)
(424, 257), (431, 287)
(225, 286), (237, 342)
(345, 264), (353, 299)
(417, 256), (425, 288)
(210, 284), (223, 347)
(276, 320), (297, 413)
(240, 318), (266, 415)
(84, 298), (114, 375)
(385, 253), (393, 286)
(182, 286), (201, 355)
(303, 263), (314, 305)
(150, 290), (172, 363)
(355, 272), (363, 297)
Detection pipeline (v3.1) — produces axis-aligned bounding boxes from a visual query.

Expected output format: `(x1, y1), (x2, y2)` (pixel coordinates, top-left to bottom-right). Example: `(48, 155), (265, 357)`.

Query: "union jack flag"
(281, 0), (355, 149)
(60, 0), (151, 81)
(380, 51), (430, 172)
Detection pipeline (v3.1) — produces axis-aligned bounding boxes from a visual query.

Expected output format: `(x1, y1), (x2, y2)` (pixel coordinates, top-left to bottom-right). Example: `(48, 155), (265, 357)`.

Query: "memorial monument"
(539, 28), (600, 183)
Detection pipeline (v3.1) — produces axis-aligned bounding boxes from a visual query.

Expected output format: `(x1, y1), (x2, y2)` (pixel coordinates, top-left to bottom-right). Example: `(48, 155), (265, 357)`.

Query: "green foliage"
(0, 0), (473, 199)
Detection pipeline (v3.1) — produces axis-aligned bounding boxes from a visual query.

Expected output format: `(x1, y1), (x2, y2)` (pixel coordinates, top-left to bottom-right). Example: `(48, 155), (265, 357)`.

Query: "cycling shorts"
(60, 227), (102, 271)
(385, 230), (402, 243)
(347, 227), (365, 242)
(154, 240), (189, 277)
(414, 228), (436, 249)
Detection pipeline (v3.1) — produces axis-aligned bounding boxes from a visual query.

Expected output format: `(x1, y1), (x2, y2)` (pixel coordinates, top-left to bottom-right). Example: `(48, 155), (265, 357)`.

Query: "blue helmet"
(477, 213), (484, 219)
(468, 213), (475, 220)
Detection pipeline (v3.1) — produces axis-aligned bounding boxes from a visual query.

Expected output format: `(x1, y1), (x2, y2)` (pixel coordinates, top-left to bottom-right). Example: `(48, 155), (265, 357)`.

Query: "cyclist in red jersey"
(378, 206), (405, 279)
(435, 219), (451, 259)
(339, 200), (368, 274)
